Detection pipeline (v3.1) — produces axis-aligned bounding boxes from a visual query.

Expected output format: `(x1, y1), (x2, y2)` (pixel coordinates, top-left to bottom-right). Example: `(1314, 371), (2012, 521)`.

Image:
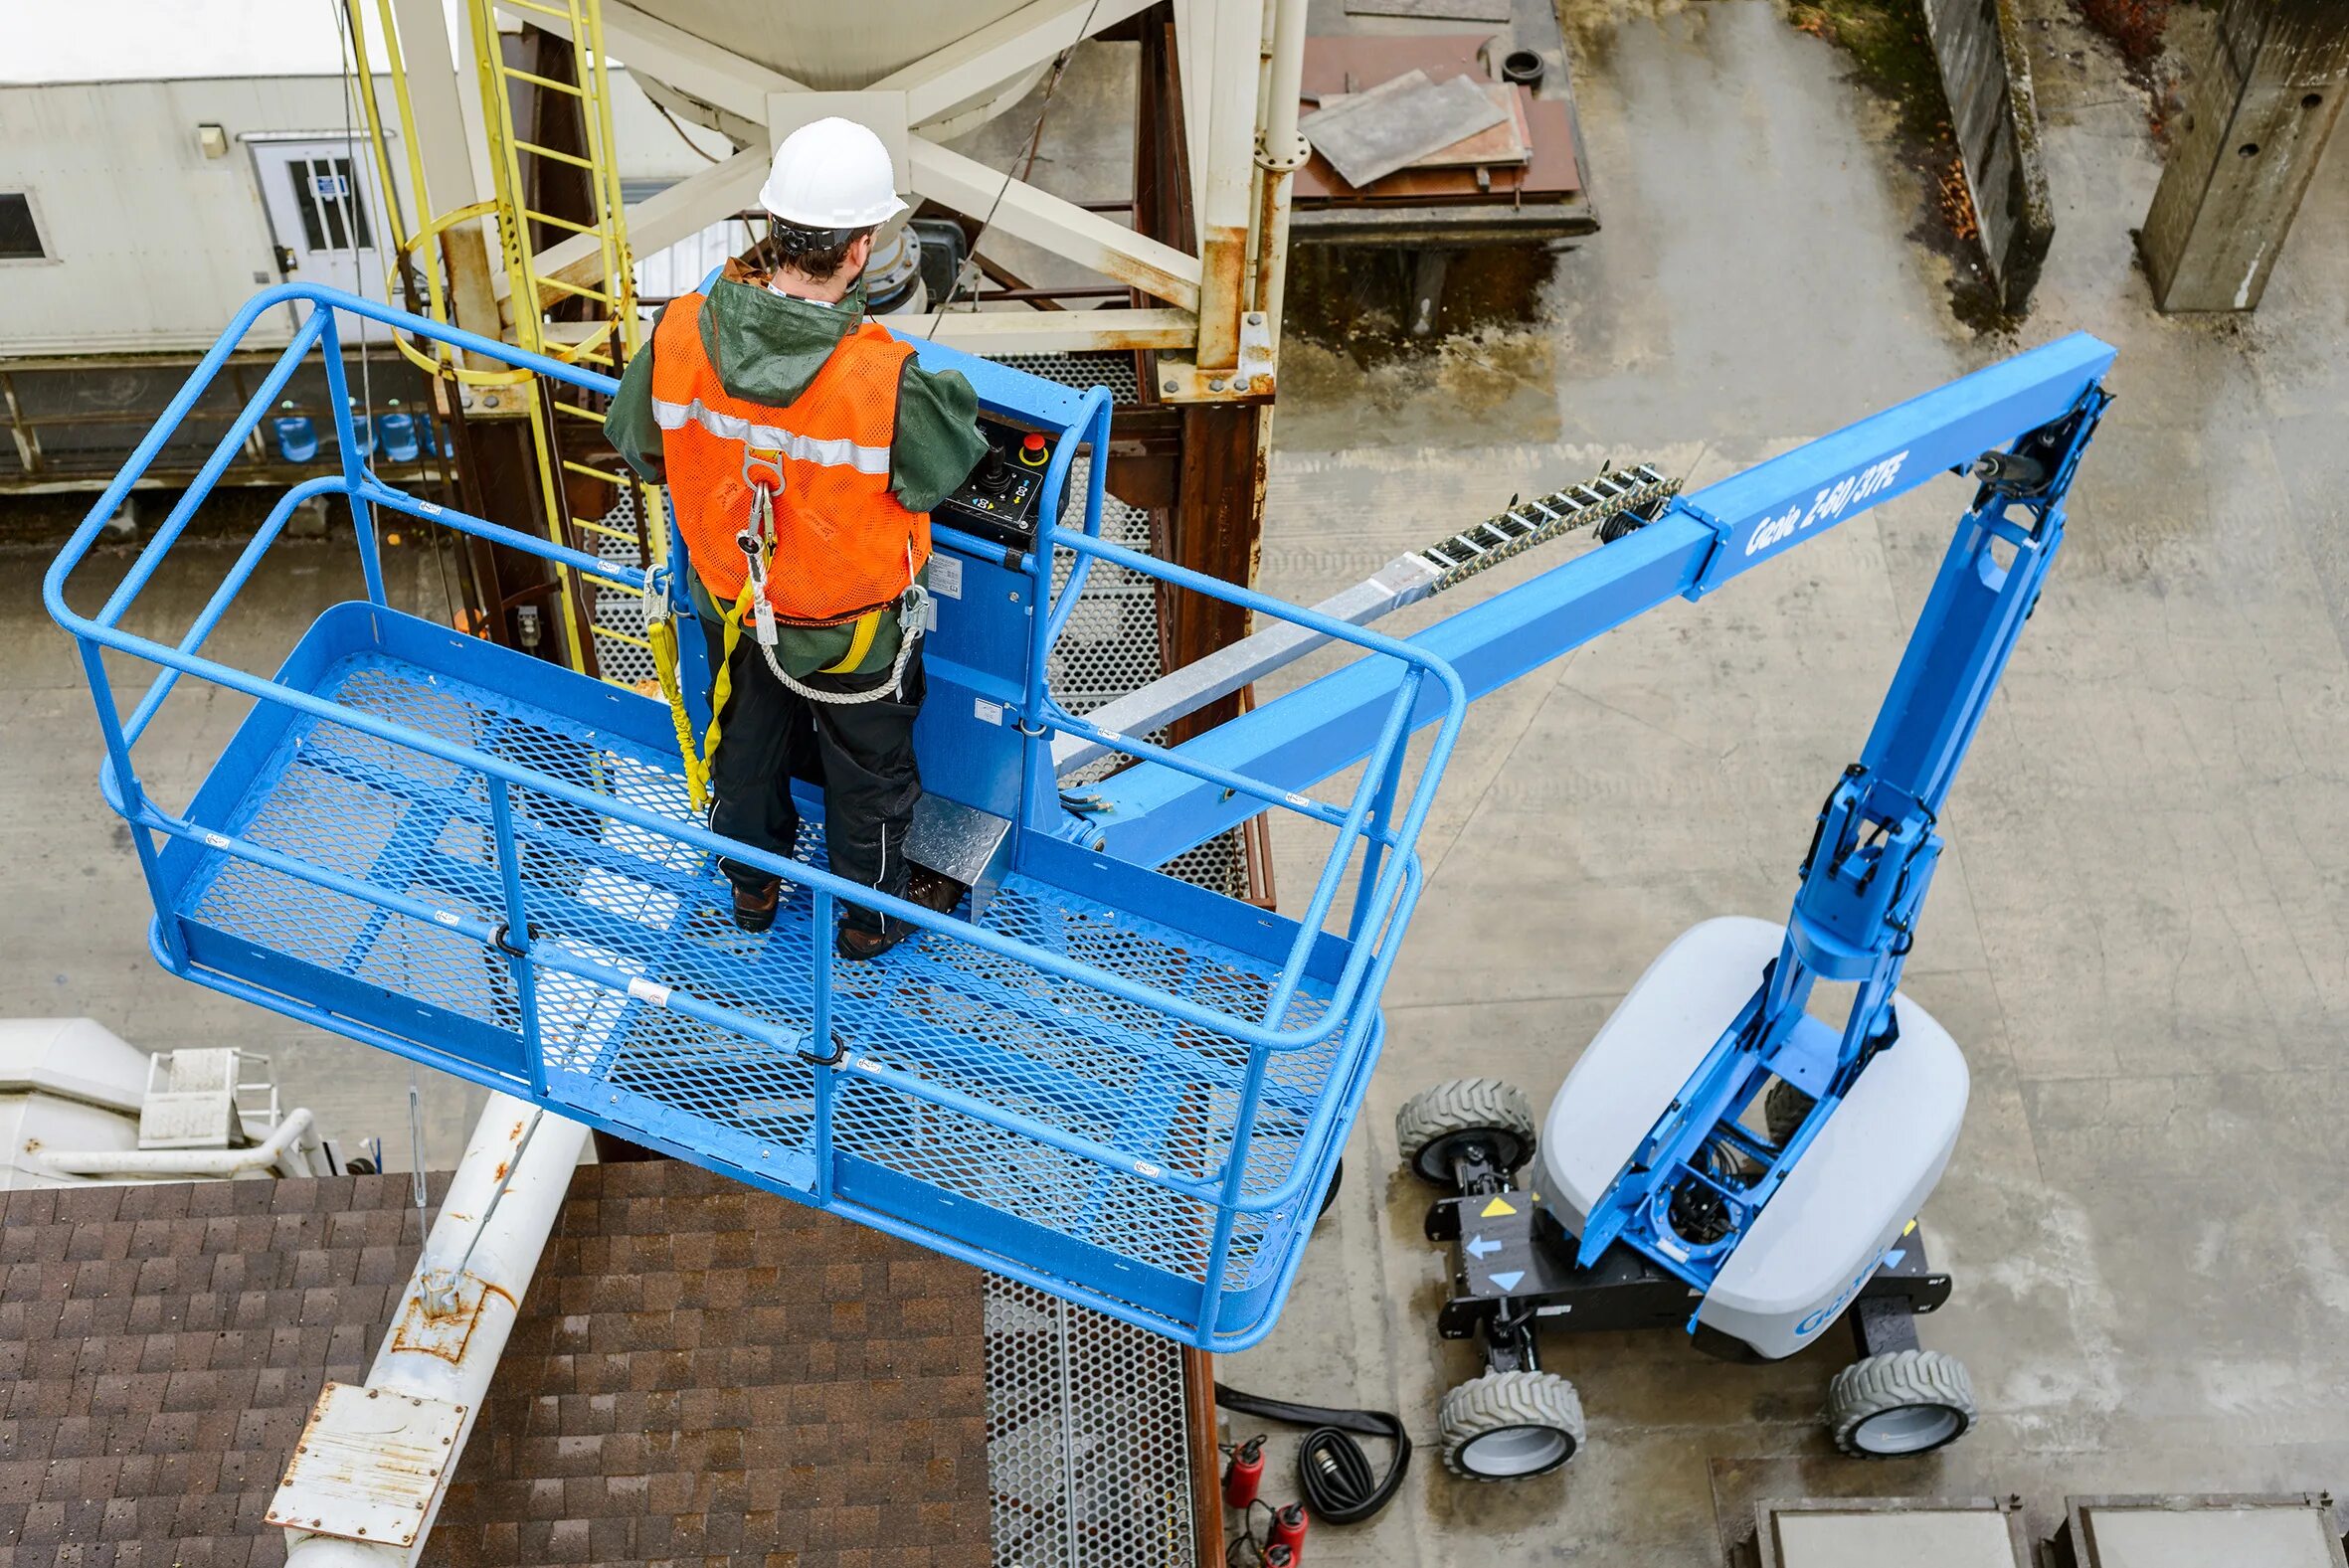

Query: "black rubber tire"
(1763, 1078), (1815, 1146)
(1314, 1157), (1345, 1227)
(1827, 1349), (1977, 1457)
(1439, 1370), (1584, 1481)
(1394, 1079), (1537, 1184)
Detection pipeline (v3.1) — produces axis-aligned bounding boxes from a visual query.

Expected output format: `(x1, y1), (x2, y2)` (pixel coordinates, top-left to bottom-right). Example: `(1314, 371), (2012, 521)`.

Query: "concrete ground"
(1226, 1), (2349, 1562)
(6, 0), (2348, 1562)
(4, 531), (492, 1169)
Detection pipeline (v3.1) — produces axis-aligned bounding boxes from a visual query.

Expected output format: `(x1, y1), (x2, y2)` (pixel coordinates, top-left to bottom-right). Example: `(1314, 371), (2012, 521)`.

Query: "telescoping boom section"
(47, 283), (2113, 1347)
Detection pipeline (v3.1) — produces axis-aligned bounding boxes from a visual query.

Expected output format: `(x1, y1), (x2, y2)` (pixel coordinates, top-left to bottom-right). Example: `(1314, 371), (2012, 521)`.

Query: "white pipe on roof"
(34, 1107), (322, 1179)
(279, 1094), (590, 1568)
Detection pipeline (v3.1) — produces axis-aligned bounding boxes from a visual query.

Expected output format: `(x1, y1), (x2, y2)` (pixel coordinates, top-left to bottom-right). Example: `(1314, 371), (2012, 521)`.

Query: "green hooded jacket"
(605, 260), (990, 676)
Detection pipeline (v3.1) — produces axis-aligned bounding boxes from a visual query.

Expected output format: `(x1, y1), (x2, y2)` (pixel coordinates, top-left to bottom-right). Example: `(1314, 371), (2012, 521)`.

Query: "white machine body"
(0, 1017), (150, 1188)
(1536, 918), (1968, 1359)
(1, 1018), (332, 1186)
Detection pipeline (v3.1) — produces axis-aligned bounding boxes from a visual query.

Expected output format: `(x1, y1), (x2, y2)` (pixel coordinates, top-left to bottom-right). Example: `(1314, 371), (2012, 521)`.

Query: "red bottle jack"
(1221, 1437), (1265, 1509)
(1267, 1501), (1309, 1560)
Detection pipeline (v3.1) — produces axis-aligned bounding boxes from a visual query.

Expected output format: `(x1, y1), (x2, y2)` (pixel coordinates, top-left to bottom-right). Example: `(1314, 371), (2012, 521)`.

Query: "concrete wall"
(2139, 0), (2349, 311)
(1921, 0), (2055, 310)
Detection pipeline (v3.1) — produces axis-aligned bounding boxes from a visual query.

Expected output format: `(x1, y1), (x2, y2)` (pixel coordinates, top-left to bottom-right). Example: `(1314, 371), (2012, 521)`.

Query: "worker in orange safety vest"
(608, 118), (989, 958)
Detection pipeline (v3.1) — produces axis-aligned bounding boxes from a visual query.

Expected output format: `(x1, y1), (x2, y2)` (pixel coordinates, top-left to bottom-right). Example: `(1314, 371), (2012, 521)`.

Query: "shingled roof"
(0, 1158), (991, 1567)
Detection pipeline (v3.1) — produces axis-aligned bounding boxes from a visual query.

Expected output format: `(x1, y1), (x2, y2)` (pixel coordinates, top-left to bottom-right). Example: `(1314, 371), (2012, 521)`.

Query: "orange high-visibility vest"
(650, 294), (931, 626)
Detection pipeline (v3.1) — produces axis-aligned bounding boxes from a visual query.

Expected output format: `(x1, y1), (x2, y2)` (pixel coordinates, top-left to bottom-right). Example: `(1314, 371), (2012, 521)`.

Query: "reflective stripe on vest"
(648, 396), (891, 476)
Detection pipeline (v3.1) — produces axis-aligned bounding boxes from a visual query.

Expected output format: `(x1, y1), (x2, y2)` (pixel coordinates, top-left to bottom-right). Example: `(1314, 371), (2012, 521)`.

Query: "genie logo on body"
(1743, 450), (1911, 558)
(1794, 1242), (1896, 1339)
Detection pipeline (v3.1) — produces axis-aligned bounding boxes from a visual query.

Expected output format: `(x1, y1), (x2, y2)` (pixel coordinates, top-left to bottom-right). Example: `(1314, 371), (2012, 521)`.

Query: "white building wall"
(0, 60), (732, 360)
(0, 76), (415, 356)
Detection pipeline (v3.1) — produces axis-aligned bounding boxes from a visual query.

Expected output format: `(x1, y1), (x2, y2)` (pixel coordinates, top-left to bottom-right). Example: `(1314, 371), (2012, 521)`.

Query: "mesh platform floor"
(181, 650), (1347, 1294)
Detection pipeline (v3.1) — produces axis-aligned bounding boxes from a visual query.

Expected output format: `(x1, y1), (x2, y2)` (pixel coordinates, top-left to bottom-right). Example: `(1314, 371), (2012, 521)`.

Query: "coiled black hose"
(1213, 1384), (1411, 1526)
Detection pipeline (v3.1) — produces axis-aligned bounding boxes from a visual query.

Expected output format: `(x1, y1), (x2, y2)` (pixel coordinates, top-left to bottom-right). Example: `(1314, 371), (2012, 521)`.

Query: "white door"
(252, 140), (395, 342)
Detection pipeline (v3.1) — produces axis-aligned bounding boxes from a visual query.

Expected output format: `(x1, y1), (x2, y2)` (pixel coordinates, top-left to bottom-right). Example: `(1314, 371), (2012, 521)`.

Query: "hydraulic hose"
(1212, 1384), (1411, 1526)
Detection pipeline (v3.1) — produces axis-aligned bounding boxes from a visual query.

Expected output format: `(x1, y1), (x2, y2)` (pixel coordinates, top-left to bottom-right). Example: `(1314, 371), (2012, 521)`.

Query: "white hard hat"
(759, 117), (908, 230)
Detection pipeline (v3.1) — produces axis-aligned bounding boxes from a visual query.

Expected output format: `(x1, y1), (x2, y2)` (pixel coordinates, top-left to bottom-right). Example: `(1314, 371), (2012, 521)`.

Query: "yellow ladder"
(469, 0), (663, 686)
(336, 0), (667, 690)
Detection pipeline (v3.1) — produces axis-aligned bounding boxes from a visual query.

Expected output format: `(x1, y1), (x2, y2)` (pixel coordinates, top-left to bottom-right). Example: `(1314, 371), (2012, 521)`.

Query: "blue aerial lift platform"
(46, 285), (2111, 1359)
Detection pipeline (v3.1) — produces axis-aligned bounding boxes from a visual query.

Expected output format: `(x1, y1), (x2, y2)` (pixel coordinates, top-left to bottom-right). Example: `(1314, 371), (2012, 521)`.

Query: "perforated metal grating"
(585, 487), (657, 687)
(985, 1276), (1197, 1568)
(1050, 458), (1163, 768)
(985, 350), (1143, 407)
(977, 377), (1229, 1568)
(1045, 457), (1248, 902)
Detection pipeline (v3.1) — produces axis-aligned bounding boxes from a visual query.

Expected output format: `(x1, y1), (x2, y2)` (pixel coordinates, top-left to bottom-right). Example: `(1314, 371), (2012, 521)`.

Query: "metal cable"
(923, 0), (1107, 337)
(652, 96), (721, 163)
(329, 0), (379, 467)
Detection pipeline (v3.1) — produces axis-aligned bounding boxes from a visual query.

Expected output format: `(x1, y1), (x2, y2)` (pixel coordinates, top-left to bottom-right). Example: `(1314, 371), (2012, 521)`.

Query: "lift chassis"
(1386, 365), (2113, 1480)
(1420, 1142), (1950, 1366)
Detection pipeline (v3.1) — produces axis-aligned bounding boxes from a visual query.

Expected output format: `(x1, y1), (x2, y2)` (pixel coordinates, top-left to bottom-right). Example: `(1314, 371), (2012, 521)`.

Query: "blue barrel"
(377, 404), (422, 463)
(271, 402), (319, 463)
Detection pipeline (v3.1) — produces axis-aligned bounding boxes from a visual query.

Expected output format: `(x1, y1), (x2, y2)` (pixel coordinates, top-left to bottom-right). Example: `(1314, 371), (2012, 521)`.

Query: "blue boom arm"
(1570, 378), (2112, 1295)
(1078, 331), (2113, 1304)
(1081, 332), (2118, 866)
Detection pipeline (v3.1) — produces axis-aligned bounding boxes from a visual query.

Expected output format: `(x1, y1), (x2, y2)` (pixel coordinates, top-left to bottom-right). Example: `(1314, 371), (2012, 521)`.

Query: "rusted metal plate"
(266, 1381), (467, 1548)
(1310, 79), (1530, 172)
(387, 1270), (495, 1364)
(1292, 35), (1586, 209)
(1300, 70), (1511, 187)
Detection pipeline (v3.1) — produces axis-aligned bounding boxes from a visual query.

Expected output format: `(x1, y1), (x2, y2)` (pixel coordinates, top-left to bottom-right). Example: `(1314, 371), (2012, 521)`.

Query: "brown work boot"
(731, 877), (785, 934)
(834, 869), (967, 962)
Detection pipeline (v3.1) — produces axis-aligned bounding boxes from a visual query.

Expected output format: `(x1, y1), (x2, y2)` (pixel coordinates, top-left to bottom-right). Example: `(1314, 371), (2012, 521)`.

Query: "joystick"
(974, 444), (1014, 495)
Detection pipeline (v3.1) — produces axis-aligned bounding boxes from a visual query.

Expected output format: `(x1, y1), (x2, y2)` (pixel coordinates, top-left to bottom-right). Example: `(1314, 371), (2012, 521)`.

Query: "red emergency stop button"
(1018, 432), (1048, 465)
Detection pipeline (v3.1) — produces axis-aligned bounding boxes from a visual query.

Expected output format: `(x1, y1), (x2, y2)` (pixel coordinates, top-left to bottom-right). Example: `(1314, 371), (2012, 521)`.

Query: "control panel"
(934, 418), (1054, 551)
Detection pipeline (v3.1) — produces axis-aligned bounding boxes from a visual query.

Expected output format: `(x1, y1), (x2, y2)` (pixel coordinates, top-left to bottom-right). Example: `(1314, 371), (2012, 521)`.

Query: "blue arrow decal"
(1465, 1234), (1501, 1260)
(1488, 1270), (1525, 1292)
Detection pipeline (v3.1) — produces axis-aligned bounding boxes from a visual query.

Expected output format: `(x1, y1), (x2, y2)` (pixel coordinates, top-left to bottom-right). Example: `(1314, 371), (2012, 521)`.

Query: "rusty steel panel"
(267, 1382), (468, 1549)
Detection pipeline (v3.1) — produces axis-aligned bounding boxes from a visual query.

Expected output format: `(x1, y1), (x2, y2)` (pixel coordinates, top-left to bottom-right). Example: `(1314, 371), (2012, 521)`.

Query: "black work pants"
(699, 615), (924, 936)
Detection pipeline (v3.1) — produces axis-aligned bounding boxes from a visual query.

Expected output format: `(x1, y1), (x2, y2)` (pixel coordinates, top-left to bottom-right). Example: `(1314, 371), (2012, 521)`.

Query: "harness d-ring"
(742, 446), (786, 494)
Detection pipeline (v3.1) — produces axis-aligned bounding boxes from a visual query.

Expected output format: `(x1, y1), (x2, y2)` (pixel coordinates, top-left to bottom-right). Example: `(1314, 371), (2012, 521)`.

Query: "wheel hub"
(1850, 1402), (1964, 1455)
(1458, 1423), (1574, 1479)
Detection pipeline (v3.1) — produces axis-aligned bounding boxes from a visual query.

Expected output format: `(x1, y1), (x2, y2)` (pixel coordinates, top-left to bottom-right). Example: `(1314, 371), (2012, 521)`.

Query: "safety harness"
(653, 448), (932, 813)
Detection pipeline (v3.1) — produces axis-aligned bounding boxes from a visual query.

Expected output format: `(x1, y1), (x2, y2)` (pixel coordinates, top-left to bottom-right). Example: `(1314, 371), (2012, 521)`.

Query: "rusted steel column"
(2140, 0), (2349, 311)
(1193, 0), (1262, 370)
(444, 399), (582, 664)
(1132, 8), (1272, 745)
(1165, 403), (1266, 743)
(1252, 0), (1311, 337)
